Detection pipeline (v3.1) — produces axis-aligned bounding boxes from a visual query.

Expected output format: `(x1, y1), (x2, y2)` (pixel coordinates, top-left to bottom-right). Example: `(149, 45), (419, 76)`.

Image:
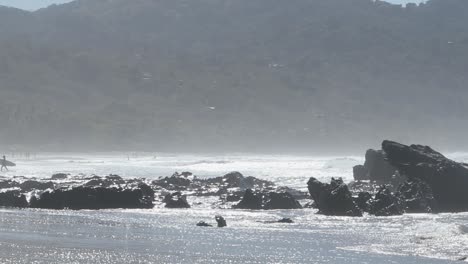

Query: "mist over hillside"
(0, 0), (467, 153)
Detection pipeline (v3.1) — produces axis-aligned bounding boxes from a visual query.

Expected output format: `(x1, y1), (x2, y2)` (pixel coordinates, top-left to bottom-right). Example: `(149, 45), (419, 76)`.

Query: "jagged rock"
(0, 191), (28, 208)
(233, 189), (262, 209)
(398, 178), (435, 213)
(215, 215), (227, 227)
(369, 185), (404, 216)
(307, 177), (362, 217)
(233, 189), (302, 210)
(204, 172), (274, 191)
(382, 140), (468, 212)
(85, 174), (126, 188)
(220, 192), (243, 202)
(30, 185), (154, 210)
(20, 180), (54, 192)
(275, 186), (310, 200)
(196, 221), (212, 227)
(163, 192), (190, 208)
(354, 192), (372, 212)
(153, 173), (192, 191)
(0, 180), (19, 189)
(264, 192), (302, 210)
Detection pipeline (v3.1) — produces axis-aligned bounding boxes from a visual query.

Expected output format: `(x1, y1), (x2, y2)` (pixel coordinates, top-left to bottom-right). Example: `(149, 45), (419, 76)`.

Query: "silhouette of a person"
(1, 155), (8, 171)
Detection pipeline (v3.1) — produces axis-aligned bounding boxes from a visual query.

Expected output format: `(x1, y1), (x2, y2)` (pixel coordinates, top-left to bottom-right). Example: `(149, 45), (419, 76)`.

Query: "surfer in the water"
(1, 155), (8, 171)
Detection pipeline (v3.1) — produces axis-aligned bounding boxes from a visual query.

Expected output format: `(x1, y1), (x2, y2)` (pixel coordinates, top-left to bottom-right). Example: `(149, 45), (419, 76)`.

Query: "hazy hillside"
(0, 0), (467, 152)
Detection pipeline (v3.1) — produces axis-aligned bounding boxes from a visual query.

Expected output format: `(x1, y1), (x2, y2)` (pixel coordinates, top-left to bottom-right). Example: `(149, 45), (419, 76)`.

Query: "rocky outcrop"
(398, 178), (435, 213)
(382, 140), (468, 212)
(353, 149), (401, 185)
(20, 180), (54, 192)
(215, 215), (227, 227)
(353, 165), (368, 181)
(368, 186), (404, 216)
(233, 189), (302, 210)
(307, 177), (362, 217)
(30, 184), (154, 210)
(163, 192), (190, 208)
(0, 191), (28, 208)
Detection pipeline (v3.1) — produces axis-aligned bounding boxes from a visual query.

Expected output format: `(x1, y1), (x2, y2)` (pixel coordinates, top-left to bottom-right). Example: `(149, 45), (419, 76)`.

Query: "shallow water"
(0, 208), (463, 263)
(0, 153), (467, 263)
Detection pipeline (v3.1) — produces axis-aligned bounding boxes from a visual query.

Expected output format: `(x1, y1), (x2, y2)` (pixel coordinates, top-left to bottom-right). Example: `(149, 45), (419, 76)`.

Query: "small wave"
(458, 225), (468, 234)
(322, 157), (360, 169)
(179, 160), (232, 166)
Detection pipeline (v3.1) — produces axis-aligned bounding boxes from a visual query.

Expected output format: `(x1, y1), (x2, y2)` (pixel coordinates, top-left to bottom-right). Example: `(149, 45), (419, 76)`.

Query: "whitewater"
(0, 152), (467, 263)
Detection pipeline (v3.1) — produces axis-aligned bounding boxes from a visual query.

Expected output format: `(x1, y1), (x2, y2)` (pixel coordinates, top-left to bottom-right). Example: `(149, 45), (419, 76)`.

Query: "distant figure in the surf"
(1, 155), (8, 171)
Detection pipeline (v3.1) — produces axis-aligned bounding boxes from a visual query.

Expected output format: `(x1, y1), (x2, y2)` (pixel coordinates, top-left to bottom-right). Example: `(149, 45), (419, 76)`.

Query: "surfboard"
(2, 160), (15, 167)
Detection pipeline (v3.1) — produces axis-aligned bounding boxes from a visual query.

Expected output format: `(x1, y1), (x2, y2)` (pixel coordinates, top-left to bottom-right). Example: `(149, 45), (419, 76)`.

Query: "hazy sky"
(0, 0), (427, 11)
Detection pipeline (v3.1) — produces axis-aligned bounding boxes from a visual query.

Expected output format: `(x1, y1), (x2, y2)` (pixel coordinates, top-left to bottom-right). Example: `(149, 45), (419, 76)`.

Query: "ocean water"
(0, 153), (467, 263)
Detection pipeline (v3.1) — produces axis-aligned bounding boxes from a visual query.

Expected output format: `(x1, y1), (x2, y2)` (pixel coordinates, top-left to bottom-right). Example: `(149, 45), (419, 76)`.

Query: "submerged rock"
(196, 221), (212, 227)
(307, 177), (362, 217)
(277, 218), (293, 223)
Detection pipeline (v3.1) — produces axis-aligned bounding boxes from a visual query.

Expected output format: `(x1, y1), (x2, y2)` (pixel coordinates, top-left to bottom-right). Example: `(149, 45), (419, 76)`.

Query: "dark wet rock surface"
(233, 189), (302, 210)
(382, 140), (468, 212)
(215, 215), (227, 227)
(307, 177), (362, 217)
(368, 186), (404, 216)
(30, 184), (154, 210)
(163, 192), (190, 208)
(0, 190), (28, 208)
(196, 221), (212, 227)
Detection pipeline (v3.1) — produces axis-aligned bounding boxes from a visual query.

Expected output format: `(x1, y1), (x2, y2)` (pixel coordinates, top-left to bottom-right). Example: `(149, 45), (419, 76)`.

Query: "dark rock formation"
(196, 221), (212, 227)
(233, 189), (262, 209)
(0, 191), (28, 208)
(215, 215), (227, 227)
(233, 189), (302, 210)
(85, 174), (126, 188)
(382, 140), (468, 212)
(353, 165), (368, 181)
(307, 177), (362, 216)
(368, 186), (404, 216)
(20, 180), (54, 192)
(31, 184), (154, 210)
(51, 173), (69, 180)
(364, 149), (398, 183)
(153, 173), (192, 191)
(264, 192), (302, 210)
(163, 192), (190, 208)
(398, 178), (435, 213)
(354, 192), (372, 212)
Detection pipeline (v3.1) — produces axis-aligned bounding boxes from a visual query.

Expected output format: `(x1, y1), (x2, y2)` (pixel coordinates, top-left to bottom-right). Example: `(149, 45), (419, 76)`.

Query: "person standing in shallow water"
(1, 155), (8, 171)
